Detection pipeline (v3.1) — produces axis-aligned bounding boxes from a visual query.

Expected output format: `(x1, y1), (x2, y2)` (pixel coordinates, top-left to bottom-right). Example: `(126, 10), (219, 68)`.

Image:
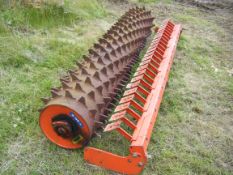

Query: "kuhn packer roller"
(39, 7), (182, 175)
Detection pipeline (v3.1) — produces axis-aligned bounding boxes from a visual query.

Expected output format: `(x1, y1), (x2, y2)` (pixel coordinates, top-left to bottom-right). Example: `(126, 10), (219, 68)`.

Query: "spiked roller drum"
(39, 7), (154, 149)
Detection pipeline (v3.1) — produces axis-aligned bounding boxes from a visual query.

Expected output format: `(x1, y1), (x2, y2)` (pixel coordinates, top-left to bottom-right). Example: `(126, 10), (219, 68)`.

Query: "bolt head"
(132, 152), (138, 157)
(138, 162), (144, 167)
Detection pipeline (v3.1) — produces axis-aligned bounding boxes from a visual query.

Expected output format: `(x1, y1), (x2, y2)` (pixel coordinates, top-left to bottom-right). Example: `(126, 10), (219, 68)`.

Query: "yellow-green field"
(0, 0), (232, 174)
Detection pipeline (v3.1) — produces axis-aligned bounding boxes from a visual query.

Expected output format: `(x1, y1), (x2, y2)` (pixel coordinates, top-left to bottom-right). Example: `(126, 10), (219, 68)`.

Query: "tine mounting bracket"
(84, 20), (182, 175)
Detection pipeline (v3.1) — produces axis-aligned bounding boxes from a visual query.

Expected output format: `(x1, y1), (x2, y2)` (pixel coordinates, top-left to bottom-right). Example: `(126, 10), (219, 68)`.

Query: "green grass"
(138, 0), (172, 3)
(0, 0), (108, 163)
(0, 0), (106, 29)
(0, 0), (233, 174)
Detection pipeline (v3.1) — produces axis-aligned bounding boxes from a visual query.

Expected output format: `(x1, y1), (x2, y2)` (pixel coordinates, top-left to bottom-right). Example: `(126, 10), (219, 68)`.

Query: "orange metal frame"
(84, 20), (182, 175)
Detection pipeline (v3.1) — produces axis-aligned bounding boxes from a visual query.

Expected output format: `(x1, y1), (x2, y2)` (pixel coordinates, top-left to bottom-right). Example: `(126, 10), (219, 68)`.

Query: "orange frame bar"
(84, 20), (182, 175)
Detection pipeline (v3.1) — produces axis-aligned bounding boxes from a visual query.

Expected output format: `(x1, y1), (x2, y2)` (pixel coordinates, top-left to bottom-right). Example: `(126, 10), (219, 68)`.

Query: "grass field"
(0, 0), (232, 174)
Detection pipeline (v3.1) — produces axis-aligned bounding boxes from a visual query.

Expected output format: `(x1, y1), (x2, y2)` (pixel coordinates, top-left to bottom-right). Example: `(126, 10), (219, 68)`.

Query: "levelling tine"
(84, 19), (182, 175)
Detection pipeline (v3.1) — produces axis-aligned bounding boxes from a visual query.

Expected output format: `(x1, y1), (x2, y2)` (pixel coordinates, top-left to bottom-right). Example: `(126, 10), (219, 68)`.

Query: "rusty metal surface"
(39, 7), (154, 148)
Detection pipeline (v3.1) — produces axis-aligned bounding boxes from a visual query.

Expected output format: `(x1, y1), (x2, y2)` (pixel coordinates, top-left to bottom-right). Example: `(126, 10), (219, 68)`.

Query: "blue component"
(69, 112), (83, 128)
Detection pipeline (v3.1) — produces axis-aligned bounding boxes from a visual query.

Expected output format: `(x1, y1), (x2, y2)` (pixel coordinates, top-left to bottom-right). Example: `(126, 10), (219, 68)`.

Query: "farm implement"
(39, 7), (182, 175)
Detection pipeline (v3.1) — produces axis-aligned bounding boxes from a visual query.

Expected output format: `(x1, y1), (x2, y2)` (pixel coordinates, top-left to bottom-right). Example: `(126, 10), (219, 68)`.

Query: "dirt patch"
(176, 0), (233, 10)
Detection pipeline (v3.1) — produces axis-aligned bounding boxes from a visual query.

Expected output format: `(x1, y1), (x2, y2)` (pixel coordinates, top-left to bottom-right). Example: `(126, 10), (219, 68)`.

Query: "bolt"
(132, 152), (138, 158)
(138, 162), (144, 167)
(52, 120), (73, 138)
